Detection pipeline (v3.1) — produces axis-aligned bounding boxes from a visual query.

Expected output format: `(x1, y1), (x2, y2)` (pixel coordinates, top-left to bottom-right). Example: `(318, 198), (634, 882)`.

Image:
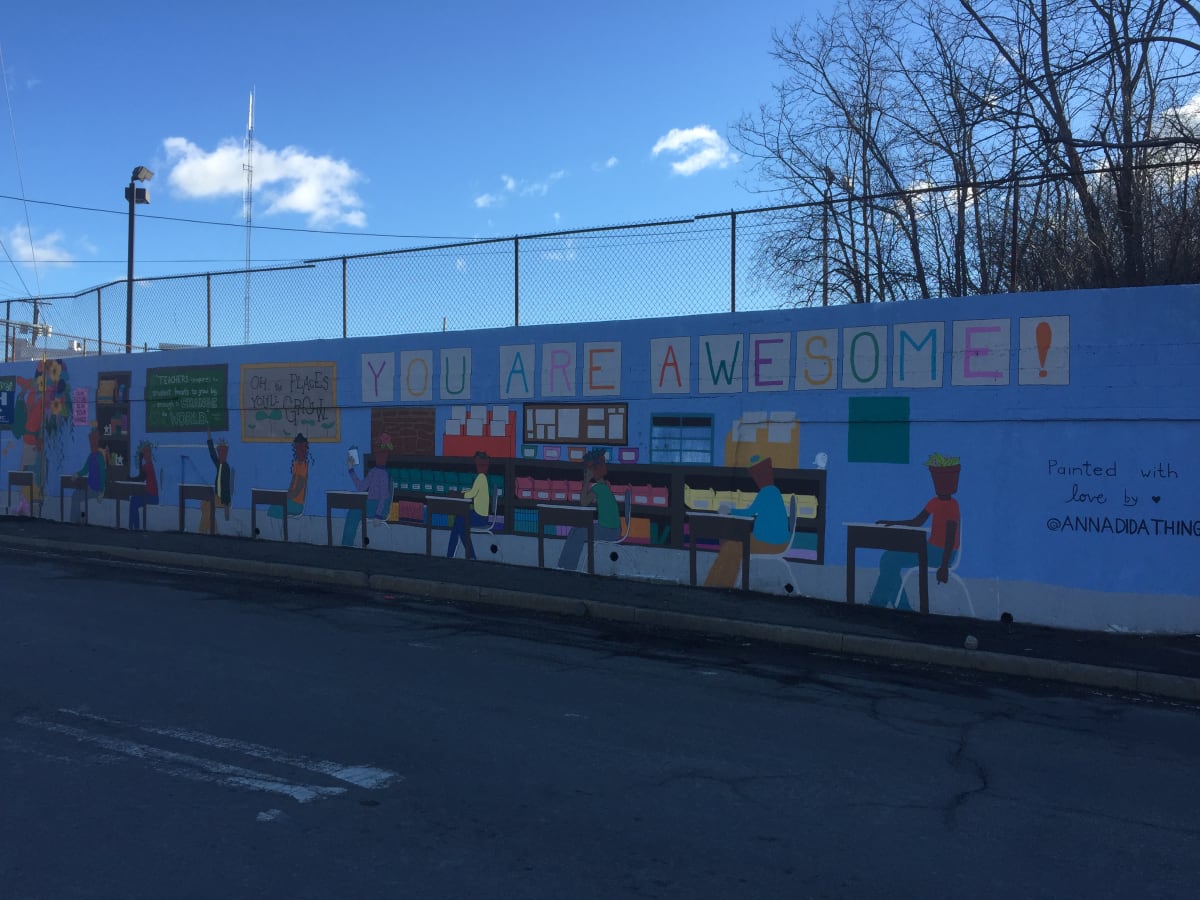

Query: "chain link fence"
(2, 210), (793, 360)
(7, 149), (1200, 362)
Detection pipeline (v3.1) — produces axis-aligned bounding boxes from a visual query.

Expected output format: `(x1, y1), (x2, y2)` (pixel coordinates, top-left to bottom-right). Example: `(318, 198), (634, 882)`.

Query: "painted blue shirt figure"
(704, 457), (790, 588)
(69, 427), (108, 523)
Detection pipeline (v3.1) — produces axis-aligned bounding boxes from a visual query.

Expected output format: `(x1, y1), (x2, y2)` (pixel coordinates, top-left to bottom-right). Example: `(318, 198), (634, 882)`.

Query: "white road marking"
(16, 714), (348, 803)
(60, 709), (399, 789)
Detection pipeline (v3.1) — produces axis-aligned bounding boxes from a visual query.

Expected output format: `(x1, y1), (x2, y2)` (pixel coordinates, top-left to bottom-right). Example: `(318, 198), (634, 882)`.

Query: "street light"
(125, 165), (153, 353)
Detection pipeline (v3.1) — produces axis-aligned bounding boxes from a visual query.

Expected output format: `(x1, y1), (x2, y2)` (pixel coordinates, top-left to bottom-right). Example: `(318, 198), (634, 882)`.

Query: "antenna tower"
(243, 88), (255, 344)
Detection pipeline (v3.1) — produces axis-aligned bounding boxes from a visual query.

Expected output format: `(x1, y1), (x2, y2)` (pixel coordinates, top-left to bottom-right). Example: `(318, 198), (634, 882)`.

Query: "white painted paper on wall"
(558, 408), (580, 438)
(361, 353), (394, 402)
(1018, 316), (1070, 385)
(952, 319), (1011, 386)
(400, 350), (434, 402)
(650, 337), (690, 394)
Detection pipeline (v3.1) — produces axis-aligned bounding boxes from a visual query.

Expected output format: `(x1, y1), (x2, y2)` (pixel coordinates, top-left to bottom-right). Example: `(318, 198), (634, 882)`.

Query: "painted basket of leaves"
(925, 452), (961, 495)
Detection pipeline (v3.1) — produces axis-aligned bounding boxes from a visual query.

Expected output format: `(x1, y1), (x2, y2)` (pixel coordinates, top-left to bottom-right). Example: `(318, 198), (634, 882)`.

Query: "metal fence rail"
(5, 157), (1198, 359)
(2, 210), (791, 359)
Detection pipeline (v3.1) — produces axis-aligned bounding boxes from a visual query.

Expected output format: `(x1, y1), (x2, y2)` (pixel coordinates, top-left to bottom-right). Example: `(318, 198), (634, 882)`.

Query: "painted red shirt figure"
(871, 460), (962, 610)
(128, 442), (159, 529)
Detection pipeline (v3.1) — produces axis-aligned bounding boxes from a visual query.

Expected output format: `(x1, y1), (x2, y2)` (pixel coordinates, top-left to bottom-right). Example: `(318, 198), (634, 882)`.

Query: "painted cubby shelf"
(383, 454), (826, 562)
(96, 370), (132, 482)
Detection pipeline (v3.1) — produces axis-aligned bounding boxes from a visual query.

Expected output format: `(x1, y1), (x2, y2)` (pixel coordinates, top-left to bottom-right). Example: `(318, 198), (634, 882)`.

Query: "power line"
(0, 192), (471, 241)
(0, 42), (35, 300)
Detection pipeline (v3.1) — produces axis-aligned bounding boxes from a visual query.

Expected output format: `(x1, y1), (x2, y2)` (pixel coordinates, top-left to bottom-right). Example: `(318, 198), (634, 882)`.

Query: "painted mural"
(1, 286), (1197, 634)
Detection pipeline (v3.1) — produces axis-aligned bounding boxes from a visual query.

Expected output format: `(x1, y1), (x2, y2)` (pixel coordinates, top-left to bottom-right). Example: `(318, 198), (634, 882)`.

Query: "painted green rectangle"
(847, 396), (910, 464)
(145, 364), (229, 433)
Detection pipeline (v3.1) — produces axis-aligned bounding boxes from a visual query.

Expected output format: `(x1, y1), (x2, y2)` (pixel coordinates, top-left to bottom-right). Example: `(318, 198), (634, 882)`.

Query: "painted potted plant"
(925, 452), (961, 496)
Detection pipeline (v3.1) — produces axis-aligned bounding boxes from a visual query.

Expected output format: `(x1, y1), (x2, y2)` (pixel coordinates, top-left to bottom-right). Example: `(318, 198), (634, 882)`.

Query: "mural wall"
(2, 285), (1197, 634)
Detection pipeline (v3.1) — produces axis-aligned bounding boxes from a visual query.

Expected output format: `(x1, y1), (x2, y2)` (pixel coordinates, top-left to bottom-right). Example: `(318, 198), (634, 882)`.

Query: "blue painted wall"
(3, 285), (1197, 632)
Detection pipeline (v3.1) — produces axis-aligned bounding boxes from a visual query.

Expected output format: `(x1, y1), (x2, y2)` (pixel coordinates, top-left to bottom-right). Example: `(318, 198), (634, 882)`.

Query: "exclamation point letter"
(1036, 321), (1052, 378)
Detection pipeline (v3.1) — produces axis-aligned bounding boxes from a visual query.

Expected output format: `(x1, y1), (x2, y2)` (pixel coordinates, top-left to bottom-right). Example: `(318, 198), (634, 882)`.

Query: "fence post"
(206, 274), (212, 347)
(730, 211), (737, 313)
(342, 257), (348, 339)
(514, 237), (520, 326)
(4, 300), (10, 362)
(96, 289), (103, 355)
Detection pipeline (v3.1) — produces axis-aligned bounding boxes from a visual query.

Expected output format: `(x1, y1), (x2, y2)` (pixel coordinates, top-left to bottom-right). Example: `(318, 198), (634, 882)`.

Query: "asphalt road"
(1, 553), (1198, 900)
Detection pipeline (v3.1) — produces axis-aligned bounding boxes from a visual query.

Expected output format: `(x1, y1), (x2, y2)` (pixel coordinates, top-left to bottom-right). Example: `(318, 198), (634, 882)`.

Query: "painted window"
(650, 414), (714, 464)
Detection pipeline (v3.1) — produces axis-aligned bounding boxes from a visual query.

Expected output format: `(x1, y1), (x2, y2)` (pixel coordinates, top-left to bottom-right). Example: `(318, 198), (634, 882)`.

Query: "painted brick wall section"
(372, 407), (435, 456)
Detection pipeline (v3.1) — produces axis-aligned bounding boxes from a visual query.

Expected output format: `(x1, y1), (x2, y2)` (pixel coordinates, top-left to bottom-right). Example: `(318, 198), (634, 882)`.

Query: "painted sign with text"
(240, 361), (340, 442)
(146, 364), (229, 432)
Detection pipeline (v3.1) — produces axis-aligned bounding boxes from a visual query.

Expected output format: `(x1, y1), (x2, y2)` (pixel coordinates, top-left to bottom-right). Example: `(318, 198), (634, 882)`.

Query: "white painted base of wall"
(26, 504), (1200, 636)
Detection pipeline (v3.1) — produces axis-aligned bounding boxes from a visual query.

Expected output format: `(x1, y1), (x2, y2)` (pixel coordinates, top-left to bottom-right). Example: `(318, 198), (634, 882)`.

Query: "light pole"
(125, 165), (153, 353)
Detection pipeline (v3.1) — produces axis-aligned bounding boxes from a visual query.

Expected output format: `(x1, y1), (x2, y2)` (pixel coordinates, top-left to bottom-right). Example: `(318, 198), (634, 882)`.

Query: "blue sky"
(0, 1), (825, 311)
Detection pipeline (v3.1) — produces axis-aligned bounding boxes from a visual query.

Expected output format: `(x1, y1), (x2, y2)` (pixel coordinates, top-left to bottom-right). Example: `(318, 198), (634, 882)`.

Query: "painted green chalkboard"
(145, 364), (229, 432)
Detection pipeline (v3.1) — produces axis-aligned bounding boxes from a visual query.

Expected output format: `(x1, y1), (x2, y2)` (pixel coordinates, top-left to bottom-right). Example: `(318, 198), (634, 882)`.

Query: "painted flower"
(48, 361), (63, 384)
(50, 397), (65, 417)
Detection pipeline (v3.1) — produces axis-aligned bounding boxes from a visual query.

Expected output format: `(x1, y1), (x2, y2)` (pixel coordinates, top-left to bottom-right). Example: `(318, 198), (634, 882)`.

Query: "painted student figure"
(269, 433), (310, 519)
(703, 456), (790, 588)
(128, 441), (159, 530)
(870, 458), (961, 610)
(557, 450), (621, 571)
(343, 433), (394, 546)
(201, 432), (232, 534)
(446, 451), (490, 559)
(70, 427), (108, 523)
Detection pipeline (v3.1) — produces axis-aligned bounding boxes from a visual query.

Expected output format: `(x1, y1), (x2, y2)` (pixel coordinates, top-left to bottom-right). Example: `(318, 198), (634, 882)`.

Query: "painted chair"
(596, 488), (634, 572)
(466, 486), (504, 559)
(751, 495), (799, 592)
(471, 485), (503, 537)
(898, 521), (971, 616)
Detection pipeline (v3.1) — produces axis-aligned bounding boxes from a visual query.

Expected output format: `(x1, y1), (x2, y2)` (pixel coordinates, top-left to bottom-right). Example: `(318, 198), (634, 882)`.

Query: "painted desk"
(537, 504), (597, 574)
(108, 480), (148, 530)
(424, 495), (473, 558)
(687, 511), (756, 589)
(845, 522), (929, 614)
(60, 474), (89, 524)
(7, 470), (37, 516)
(179, 483), (215, 533)
(251, 488), (291, 540)
(327, 490), (369, 547)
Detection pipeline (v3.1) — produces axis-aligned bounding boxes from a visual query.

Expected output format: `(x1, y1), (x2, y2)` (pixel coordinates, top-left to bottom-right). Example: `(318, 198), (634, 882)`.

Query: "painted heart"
(1152, 495), (1161, 503)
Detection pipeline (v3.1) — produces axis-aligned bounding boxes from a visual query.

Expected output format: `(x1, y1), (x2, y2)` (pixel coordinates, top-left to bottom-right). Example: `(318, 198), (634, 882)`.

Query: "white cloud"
(5, 227), (73, 266)
(523, 170), (565, 197)
(473, 171), (566, 210)
(1174, 92), (1200, 125)
(163, 136), (367, 227)
(651, 125), (738, 176)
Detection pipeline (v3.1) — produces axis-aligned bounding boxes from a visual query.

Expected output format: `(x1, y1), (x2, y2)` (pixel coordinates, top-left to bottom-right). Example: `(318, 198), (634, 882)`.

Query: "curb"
(5, 534), (1199, 704)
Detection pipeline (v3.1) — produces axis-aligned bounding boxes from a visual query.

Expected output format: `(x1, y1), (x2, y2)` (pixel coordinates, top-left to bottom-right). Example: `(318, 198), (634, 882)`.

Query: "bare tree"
(734, 0), (1200, 302)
